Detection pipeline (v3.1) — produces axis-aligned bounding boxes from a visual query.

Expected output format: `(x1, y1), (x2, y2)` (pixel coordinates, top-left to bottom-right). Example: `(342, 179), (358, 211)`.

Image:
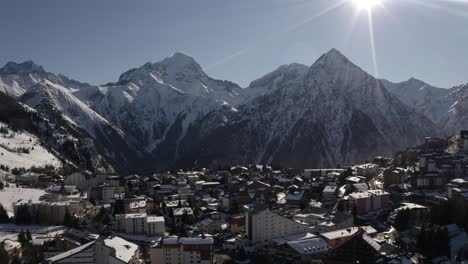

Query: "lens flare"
(352, 0), (382, 10)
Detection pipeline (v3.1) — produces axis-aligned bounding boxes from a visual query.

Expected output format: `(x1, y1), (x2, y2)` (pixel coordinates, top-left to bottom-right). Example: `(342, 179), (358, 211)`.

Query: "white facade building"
(246, 208), (309, 243)
(114, 213), (165, 236)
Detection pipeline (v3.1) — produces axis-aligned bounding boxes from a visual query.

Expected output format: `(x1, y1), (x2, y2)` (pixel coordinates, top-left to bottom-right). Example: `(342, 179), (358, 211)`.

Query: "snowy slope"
(19, 80), (120, 138)
(177, 49), (437, 168)
(382, 78), (468, 135)
(0, 122), (61, 169)
(0, 61), (99, 102)
(0, 63), (134, 173)
(0, 186), (47, 216)
(0, 50), (455, 171)
(444, 84), (468, 133)
(117, 52), (244, 105)
(89, 53), (242, 168)
(381, 78), (452, 126)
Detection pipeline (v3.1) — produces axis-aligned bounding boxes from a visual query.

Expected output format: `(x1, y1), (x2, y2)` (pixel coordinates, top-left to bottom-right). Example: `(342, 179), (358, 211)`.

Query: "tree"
(15, 204), (31, 225)
(0, 182), (4, 190)
(18, 230), (27, 246)
(416, 225), (427, 254)
(0, 204), (10, 223)
(113, 199), (125, 215)
(339, 168), (353, 184)
(0, 242), (9, 263)
(417, 226), (451, 259)
(394, 208), (410, 231)
(63, 208), (79, 228)
(26, 229), (32, 241)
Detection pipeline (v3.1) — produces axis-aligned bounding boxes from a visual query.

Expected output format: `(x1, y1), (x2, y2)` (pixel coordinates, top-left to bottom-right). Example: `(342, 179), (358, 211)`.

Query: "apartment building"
(114, 213), (165, 236)
(150, 236), (214, 264)
(246, 208), (309, 243)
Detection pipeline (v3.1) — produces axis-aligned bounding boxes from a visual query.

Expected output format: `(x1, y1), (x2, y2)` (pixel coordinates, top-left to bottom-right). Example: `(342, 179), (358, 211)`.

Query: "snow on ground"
(0, 187), (46, 216)
(0, 224), (66, 242)
(0, 122), (61, 169)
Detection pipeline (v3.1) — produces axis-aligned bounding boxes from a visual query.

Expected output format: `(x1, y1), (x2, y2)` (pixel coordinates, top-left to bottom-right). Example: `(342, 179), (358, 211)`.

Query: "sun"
(351, 0), (383, 10)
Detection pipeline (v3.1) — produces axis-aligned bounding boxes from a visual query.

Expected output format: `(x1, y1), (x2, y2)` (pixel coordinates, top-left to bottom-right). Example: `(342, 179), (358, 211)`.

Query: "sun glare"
(352, 0), (382, 10)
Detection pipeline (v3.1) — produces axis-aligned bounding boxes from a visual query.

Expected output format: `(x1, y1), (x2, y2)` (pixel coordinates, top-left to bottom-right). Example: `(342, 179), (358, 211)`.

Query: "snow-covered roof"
(272, 232), (316, 245)
(320, 226), (377, 240)
(287, 191), (304, 201)
(287, 237), (329, 255)
(46, 241), (95, 263)
(147, 216), (164, 223)
(362, 233), (381, 251)
(2, 239), (20, 251)
(104, 236), (138, 263)
(396, 203), (428, 211)
(173, 207), (193, 216)
(49, 185), (77, 193)
(323, 185), (337, 193)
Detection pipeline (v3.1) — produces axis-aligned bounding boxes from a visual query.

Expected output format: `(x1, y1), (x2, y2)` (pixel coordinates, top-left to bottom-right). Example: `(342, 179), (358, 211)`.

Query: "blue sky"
(1, 0), (467, 88)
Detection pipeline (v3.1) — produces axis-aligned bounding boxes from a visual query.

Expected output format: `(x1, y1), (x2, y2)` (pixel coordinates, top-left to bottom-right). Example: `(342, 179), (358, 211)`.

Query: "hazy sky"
(1, 0), (468, 88)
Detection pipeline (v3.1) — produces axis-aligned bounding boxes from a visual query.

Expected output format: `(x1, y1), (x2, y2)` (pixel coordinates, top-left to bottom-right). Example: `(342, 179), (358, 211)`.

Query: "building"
(150, 236), (214, 264)
(276, 237), (329, 264)
(320, 226), (377, 248)
(322, 186), (337, 204)
(114, 213), (165, 236)
(388, 203), (429, 227)
(383, 168), (405, 188)
(286, 191), (306, 208)
(122, 196), (147, 214)
(414, 171), (447, 189)
(49, 185), (79, 195)
(46, 236), (140, 264)
(246, 208), (309, 243)
(89, 185), (115, 202)
(1, 239), (22, 263)
(13, 201), (83, 225)
(353, 163), (378, 178)
(348, 190), (390, 214)
(303, 169), (345, 180)
(294, 208), (354, 234)
(460, 130), (468, 154)
(324, 229), (381, 264)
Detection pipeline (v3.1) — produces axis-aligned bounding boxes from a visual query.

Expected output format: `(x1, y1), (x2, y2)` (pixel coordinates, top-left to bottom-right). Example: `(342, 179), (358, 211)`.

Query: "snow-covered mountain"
(444, 84), (468, 133)
(86, 53), (243, 169)
(381, 78), (452, 127)
(0, 49), (455, 171)
(0, 62), (134, 173)
(382, 78), (468, 135)
(177, 49), (438, 168)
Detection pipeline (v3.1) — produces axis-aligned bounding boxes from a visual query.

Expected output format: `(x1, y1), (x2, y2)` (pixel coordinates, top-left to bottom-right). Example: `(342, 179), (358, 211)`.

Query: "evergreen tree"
(394, 208), (410, 231)
(416, 225), (426, 253)
(0, 204), (10, 223)
(64, 208), (72, 227)
(439, 227), (451, 258)
(15, 204), (31, 225)
(26, 229), (32, 241)
(0, 242), (8, 263)
(113, 199), (125, 215)
(18, 230), (27, 246)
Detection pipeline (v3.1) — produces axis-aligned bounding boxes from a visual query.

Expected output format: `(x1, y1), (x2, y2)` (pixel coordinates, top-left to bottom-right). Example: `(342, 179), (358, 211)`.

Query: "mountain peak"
(407, 77), (425, 84)
(314, 48), (351, 66)
(0, 60), (46, 75)
(160, 52), (201, 70)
